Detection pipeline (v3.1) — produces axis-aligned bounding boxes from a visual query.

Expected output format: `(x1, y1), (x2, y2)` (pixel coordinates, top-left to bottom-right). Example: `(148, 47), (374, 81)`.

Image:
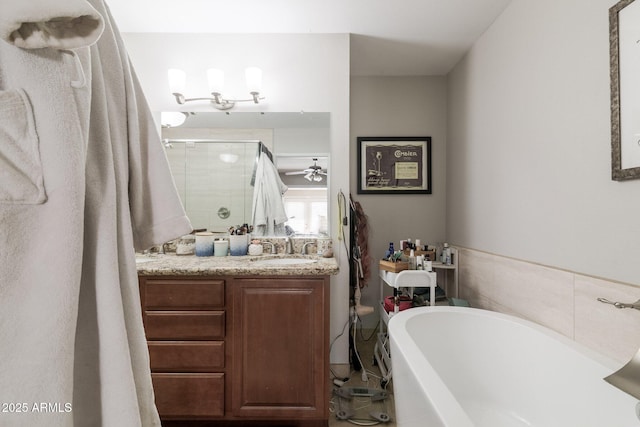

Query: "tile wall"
(458, 247), (640, 364)
(165, 141), (256, 231)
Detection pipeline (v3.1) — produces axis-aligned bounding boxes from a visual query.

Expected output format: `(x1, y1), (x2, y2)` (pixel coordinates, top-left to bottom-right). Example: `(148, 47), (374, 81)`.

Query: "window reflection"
(283, 188), (328, 235)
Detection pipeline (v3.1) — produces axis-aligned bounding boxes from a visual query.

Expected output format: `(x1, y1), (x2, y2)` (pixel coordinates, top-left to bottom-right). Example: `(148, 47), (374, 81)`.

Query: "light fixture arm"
(171, 91), (264, 110)
(168, 67), (264, 110)
(172, 92), (223, 105)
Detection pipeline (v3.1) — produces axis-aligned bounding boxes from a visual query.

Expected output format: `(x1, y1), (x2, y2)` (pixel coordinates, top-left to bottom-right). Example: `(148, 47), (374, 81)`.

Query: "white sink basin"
(252, 257), (318, 266)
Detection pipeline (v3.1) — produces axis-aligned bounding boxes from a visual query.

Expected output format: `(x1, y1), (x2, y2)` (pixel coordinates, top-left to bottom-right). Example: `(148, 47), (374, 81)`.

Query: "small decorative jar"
(248, 240), (264, 256)
(229, 234), (249, 256)
(195, 232), (215, 257)
(214, 239), (229, 257)
(176, 234), (196, 255)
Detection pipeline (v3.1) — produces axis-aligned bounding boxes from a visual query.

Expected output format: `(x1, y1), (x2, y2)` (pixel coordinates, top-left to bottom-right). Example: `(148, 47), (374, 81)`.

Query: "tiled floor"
(328, 327), (396, 426)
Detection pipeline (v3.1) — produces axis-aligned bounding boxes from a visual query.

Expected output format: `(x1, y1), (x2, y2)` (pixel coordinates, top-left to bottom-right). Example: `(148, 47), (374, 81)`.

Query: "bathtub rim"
(388, 306), (626, 426)
(389, 307), (475, 426)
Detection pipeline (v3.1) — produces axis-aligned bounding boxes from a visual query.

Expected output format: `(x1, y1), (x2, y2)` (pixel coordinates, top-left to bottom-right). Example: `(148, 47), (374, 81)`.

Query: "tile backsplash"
(458, 247), (640, 364)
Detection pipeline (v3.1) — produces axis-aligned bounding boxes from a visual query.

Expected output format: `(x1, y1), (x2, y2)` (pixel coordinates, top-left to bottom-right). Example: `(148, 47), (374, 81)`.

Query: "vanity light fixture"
(168, 67), (265, 110)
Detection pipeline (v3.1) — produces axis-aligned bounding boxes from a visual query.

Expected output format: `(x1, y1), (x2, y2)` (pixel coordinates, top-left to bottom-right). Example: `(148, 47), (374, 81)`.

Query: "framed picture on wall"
(357, 136), (432, 194)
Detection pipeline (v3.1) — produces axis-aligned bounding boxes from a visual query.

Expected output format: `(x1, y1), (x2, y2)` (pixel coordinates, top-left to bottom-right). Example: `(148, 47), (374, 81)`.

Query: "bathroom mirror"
(161, 112), (330, 236)
(163, 138), (261, 232)
(277, 155), (329, 236)
(610, 0), (640, 180)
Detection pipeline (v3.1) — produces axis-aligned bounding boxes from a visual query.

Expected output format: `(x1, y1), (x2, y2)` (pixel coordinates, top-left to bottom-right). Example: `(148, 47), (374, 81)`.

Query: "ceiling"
(106, 0), (512, 76)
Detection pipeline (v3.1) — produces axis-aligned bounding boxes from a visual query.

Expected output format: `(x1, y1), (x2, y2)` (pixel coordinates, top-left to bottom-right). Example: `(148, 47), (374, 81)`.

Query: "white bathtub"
(389, 307), (639, 427)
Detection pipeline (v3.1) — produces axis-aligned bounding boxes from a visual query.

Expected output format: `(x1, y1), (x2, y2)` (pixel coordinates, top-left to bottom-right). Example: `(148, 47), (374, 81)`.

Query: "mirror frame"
(610, 0), (640, 180)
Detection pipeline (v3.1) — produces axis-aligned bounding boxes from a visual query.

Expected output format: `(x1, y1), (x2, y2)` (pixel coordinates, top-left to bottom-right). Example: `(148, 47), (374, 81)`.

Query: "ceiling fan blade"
(283, 158), (327, 178)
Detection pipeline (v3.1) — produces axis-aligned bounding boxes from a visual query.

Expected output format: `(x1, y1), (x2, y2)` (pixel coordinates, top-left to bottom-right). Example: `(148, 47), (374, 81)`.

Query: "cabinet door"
(231, 277), (328, 419)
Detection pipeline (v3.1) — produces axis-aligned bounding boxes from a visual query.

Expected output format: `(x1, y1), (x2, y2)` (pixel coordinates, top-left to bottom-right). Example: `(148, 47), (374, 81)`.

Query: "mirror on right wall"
(610, 0), (640, 180)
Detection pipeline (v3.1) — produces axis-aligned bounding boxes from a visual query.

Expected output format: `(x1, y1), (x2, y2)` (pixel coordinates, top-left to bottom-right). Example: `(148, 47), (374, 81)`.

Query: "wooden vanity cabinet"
(139, 275), (330, 425)
(139, 277), (227, 419)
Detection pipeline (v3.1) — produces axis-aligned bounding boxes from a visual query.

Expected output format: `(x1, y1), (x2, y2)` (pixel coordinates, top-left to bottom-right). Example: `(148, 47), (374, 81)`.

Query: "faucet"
(598, 297), (640, 400)
(262, 241), (276, 254)
(285, 237), (294, 255)
(597, 297), (640, 310)
(604, 347), (640, 401)
(301, 241), (315, 255)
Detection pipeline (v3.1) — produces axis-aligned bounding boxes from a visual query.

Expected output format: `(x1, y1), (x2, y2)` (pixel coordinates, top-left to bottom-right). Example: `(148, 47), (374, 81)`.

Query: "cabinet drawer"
(145, 311), (225, 340)
(152, 373), (224, 418)
(143, 279), (224, 309)
(149, 341), (224, 371)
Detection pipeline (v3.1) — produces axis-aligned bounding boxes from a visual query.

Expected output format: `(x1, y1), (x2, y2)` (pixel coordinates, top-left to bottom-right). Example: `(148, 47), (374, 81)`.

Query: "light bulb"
(168, 68), (186, 94)
(219, 153), (239, 163)
(161, 111), (187, 127)
(245, 67), (262, 94)
(207, 68), (224, 94)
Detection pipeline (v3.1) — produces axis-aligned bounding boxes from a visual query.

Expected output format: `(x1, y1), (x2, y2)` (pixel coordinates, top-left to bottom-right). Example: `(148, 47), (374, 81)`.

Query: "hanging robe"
(0, 0), (192, 425)
(251, 152), (288, 236)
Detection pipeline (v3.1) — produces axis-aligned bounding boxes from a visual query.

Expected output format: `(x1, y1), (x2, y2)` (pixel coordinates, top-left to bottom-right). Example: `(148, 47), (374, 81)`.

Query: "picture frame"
(357, 136), (432, 194)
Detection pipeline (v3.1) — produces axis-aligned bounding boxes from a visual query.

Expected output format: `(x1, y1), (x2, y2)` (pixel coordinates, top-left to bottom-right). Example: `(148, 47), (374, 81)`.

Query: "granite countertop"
(136, 253), (339, 276)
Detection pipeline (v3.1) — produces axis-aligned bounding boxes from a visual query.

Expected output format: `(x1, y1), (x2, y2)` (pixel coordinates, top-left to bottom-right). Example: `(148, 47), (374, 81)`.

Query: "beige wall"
(448, 0), (640, 364)
(447, 0), (640, 286)
(350, 76), (448, 329)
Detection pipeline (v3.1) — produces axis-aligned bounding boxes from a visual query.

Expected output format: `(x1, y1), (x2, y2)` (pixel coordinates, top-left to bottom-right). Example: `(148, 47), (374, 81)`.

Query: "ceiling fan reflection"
(284, 158), (328, 182)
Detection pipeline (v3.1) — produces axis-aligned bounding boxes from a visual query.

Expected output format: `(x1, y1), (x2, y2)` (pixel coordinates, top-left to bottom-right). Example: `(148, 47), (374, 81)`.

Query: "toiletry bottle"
(385, 242), (394, 260)
(443, 243), (451, 265)
(409, 248), (416, 270)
